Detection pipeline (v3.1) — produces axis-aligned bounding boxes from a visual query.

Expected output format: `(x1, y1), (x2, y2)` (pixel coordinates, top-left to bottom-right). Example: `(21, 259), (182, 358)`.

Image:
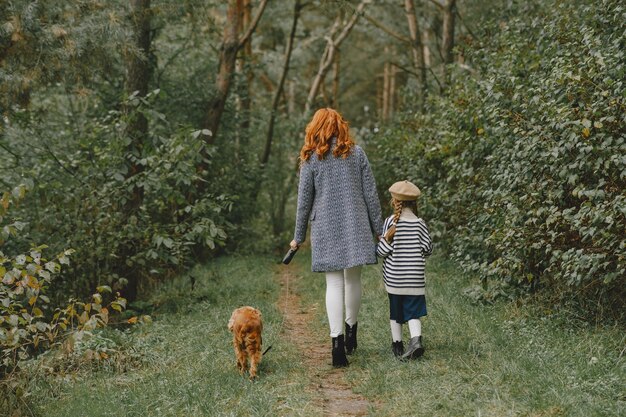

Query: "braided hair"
(384, 198), (417, 242)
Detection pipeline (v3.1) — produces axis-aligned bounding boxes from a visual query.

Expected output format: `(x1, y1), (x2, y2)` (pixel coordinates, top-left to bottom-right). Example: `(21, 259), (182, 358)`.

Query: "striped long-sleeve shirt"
(376, 210), (432, 295)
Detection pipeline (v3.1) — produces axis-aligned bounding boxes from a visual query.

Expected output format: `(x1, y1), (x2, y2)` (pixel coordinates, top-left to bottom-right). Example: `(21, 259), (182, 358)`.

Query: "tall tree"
(441, 0), (457, 85)
(122, 0), (152, 302)
(261, 0), (302, 165)
(404, 0), (427, 110)
(204, 0), (268, 144)
(124, 0), (152, 211)
(304, 0), (368, 115)
(238, 0), (254, 133)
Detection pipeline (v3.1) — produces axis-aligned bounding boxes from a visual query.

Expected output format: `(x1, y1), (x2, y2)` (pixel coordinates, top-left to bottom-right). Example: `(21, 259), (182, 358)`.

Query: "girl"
(291, 108), (383, 367)
(376, 180), (432, 359)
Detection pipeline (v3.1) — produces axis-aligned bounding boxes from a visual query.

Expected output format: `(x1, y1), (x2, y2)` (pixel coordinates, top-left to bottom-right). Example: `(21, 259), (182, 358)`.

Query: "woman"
(290, 108), (383, 367)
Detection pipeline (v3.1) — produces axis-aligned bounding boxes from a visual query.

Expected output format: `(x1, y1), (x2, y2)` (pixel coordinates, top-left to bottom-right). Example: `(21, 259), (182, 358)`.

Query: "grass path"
(24, 251), (625, 416)
(277, 263), (370, 416)
(294, 253), (625, 417)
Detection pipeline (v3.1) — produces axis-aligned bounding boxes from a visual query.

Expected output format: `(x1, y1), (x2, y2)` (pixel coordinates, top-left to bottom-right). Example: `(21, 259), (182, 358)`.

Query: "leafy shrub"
(2, 91), (232, 300)
(369, 0), (625, 319)
(0, 185), (128, 377)
(0, 184), (145, 414)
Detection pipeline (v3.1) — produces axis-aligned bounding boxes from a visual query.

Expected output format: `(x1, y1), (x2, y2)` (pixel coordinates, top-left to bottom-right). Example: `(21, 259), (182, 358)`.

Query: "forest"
(1, 0), (624, 415)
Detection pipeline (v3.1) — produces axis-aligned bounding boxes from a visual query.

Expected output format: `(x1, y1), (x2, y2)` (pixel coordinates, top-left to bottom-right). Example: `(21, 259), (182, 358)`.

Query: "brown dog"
(227, 306), (263, 380)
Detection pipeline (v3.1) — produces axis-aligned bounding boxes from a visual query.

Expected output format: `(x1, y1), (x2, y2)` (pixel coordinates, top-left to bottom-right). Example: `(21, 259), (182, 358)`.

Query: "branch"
(362, 12), (411, 44)
(390, 61), (443, 92)
(258, 70), (276, 92)
(390, 61), (419, 77)
(42, 142), (88, 187)
(238, 0), (269, 49)
(426, 0), (444, 10)
(334, 1), (368, 47)
(305, 0), (369, 113)
(428, 18), (444, 63)
(261, 0), (301, 165)
(455, 8), (479, 43)
(0, 141), (21, 162)
(426, 65), (443, 93)
(157, 33), (193, 85)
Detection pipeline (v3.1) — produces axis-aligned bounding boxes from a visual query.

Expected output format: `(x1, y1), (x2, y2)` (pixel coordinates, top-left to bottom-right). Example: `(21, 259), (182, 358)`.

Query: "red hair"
(299, 108), (355, 162)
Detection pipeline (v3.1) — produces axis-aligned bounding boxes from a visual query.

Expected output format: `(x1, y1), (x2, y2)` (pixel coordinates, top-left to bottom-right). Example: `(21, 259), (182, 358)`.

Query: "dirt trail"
(277, 266), (370, 417)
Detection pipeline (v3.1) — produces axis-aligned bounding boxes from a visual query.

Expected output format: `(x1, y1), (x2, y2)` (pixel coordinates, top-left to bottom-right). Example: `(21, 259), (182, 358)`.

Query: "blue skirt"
(388, 294), (427, 323)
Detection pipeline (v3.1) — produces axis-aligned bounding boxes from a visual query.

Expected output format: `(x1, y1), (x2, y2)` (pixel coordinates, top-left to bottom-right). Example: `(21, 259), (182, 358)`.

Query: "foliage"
(2, 89), (232, 301)
(301, 253), (625, 416)
(21, 256), (314, 416)
(369, 0), (626, 318)
(1, 1), (236, 301)
(0, 185), (129, 379)
(0, 0), (133, 114)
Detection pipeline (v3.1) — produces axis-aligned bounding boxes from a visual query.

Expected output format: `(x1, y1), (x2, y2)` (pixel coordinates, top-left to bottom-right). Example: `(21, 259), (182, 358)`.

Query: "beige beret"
(389, 180), (421, 200)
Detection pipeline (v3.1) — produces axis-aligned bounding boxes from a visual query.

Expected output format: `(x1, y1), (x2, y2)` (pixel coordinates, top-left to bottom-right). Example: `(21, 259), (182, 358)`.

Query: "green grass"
(20, 252), (626, 416)
(27, 255), (318, 417)
(296, 252), (626, 416)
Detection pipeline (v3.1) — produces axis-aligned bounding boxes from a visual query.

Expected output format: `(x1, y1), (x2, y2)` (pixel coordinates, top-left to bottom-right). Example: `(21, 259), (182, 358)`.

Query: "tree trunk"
(304, 0), (368, 115)
(389, 64), (396, 117)
(288, 79), (295, 115)
(240, 0), (253, 133)
(441, 0), (456, 85)
(377, 75), (383, 119)
(124, 0), (152, 209)
(404, 0), (427, 111)
(423, 29), (431, 67)
(204, 0), (242, 143)
(203, 0), (268, 144)
(332, 49), (340, 109)
(261, 0), (301, 165)
(123, 0), (152, 301)
(382, 59), (390, 121)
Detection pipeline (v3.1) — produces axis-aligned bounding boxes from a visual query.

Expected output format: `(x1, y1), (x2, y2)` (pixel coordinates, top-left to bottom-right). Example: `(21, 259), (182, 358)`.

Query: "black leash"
(262, 345), (272, 355)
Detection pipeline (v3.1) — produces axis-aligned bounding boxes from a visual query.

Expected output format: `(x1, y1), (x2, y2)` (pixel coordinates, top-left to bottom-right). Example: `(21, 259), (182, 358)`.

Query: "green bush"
(0, 185), (129, 377)
(369, 0), (625, 318)
(2, 91), (232, 300)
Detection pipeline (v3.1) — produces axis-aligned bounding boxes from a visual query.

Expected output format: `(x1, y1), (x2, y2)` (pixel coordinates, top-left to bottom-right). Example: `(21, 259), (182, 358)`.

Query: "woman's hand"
(290, 240), (300, 250)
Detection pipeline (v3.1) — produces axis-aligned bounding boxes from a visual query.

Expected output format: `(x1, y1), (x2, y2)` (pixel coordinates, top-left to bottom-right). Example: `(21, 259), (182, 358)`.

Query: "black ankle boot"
(331, 335), (349, 367)
(392, 341), (404, 357)
(401, 336), (424, 360)
(345, 322), (358, 355)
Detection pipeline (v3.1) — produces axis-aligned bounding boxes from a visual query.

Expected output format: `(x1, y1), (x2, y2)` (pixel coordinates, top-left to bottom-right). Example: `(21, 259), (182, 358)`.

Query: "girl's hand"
(290, 240), (300, 250)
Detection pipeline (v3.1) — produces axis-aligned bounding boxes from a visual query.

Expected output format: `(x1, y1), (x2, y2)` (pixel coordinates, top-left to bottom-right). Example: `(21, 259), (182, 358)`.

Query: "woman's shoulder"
(351, 144), (370, 165)
(300, 154), (320, 167)
(353, 144), (365, 156)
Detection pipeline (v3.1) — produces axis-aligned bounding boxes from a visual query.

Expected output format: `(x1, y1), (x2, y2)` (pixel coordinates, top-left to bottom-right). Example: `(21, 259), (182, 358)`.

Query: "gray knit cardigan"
(294, 142), (383, 272)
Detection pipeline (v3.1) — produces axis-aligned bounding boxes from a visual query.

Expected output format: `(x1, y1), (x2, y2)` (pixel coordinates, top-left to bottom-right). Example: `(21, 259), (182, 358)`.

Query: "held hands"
(290, 240), (300, 250)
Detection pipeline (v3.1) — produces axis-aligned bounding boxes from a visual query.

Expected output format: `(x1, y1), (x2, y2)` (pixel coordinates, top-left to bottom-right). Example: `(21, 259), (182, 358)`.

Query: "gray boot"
(401, 336), (424, 360)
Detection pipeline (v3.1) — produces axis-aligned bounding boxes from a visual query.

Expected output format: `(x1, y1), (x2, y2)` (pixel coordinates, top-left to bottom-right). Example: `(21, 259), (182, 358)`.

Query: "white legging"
(325, 265), (362, 337)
